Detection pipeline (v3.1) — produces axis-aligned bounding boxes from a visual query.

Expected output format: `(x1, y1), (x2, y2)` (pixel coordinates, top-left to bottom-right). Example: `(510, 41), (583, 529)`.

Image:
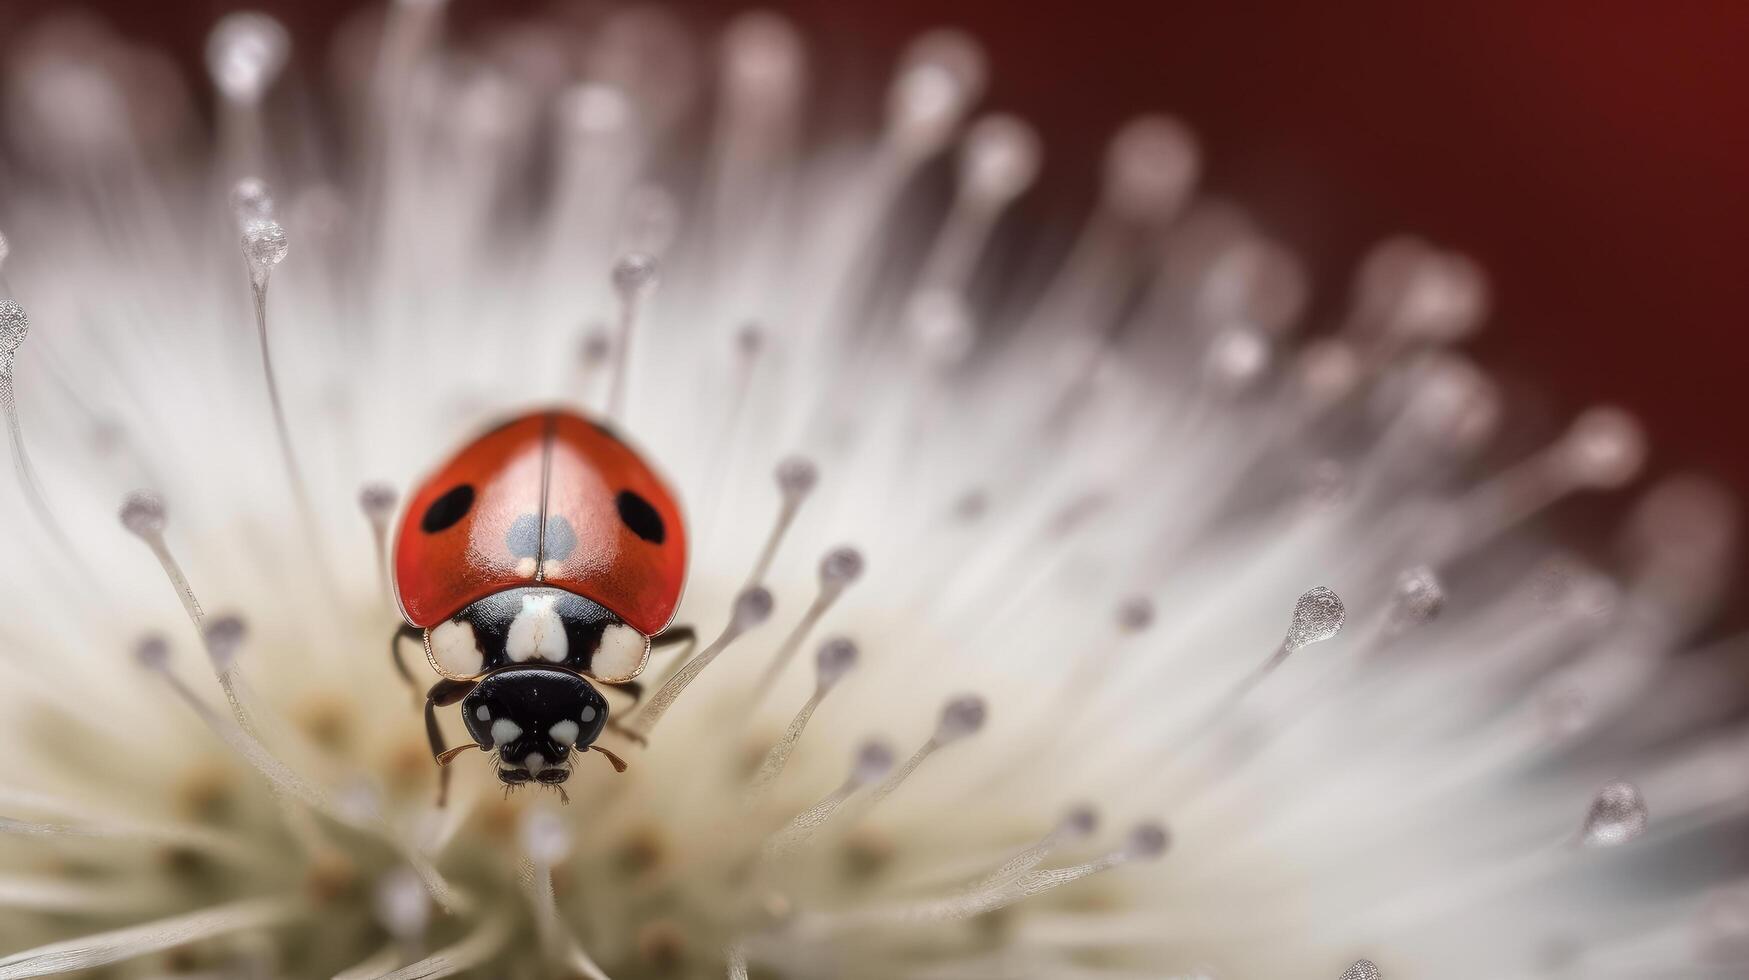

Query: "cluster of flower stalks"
(0, 5), (1743, 980)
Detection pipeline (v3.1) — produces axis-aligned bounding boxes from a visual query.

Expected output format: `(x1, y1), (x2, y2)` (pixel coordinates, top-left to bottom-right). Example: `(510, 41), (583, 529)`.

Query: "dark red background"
(7, 1), (1749, 495)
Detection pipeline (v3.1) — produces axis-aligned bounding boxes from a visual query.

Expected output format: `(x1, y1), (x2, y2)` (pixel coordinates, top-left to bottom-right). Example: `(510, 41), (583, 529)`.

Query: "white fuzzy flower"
(0, 6), (1743, 980)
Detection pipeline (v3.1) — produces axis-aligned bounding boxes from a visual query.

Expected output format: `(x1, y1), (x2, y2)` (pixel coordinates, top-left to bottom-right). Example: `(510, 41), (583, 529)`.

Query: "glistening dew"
(0, 5), (1744, 980)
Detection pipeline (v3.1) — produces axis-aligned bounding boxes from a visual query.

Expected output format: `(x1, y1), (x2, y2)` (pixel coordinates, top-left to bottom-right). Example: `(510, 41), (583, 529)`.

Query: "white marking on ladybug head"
(429, 620), (484, 677)
(523, 751), (549, 774)
(580, 704), (598, 723)
(475, 705), (490, 721)
(506, 592), (568, 663)
(591, 622), (648, 683)
(489, 718), (522, 746)
(550, 720), (580, 745)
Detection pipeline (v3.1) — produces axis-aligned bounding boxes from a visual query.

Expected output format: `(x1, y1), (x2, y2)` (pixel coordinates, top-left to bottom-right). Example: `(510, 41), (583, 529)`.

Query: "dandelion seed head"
(0, 7), (1736, 979)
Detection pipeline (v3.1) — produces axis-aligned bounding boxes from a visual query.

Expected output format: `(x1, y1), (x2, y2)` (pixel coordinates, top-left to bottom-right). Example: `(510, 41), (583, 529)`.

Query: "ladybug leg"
(424, 678), (477, 807)
(644, 625), (698, 687)
(599, 629), (693, 748)
(600, 681), (649, 747)
(652, 625), (697, 655)
(390, 624), (424, 702)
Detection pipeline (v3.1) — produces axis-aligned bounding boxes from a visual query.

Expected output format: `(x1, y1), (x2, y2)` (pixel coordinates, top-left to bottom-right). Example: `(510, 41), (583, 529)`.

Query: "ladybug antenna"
(588, 743), (629, 774)
(604, 252), (658, 422)
(435, 744), (475, 766)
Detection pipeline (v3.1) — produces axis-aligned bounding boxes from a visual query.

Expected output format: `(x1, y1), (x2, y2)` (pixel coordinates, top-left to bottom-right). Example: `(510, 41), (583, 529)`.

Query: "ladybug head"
(460, 666), (609, 787)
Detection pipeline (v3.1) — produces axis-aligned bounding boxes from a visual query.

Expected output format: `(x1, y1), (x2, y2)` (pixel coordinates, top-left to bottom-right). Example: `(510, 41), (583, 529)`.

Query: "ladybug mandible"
(390, 410), (693, 803)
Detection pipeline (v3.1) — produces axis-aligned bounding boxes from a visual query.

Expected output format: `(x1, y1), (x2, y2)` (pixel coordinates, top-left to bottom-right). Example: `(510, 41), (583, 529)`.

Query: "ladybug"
(390, 410), (693, 802)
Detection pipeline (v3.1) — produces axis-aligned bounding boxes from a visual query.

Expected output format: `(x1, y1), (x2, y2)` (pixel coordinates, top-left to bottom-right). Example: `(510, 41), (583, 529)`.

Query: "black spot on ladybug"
(421, 484), (475, 533)
(616, 490), (665, 544)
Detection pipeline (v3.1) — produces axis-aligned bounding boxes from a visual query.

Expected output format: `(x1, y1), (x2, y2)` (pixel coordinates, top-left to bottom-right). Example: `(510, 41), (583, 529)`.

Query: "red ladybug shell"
(394, 410), (686, 636)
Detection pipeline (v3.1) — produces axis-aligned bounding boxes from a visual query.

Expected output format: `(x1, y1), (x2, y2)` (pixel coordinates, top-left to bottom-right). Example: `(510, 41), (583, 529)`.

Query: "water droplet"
(242, 219), (288, 287)
(0, 300), (30, 375)
(819, 546), (864, 588)
(206, 12), (290, 103)
(1284, 586), (1346, 652)
(936, 694), (987, 742)
(119, 490), (168, 536)
(1581, 781), (1648, 847)
(815, 637), (858, 687)
(1340, 960), (1382, 980)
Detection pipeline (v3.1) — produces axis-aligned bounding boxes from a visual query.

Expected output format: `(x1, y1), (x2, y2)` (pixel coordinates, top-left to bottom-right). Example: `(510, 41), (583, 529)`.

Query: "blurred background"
(4, 0), (1746, 503)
